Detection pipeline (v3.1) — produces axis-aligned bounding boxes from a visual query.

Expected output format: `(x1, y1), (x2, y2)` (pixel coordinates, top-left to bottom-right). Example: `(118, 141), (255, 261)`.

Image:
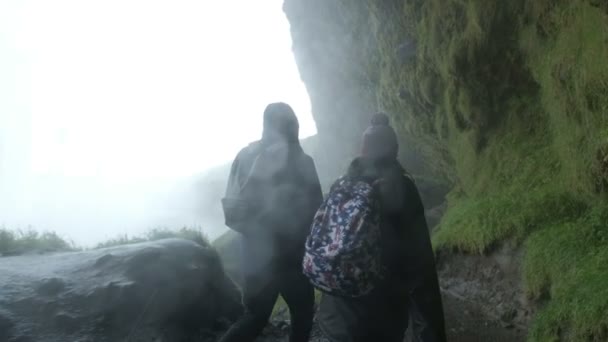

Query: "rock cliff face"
(283, 0), (377, 184)
(283, 0), (608, 340)
(0, 239), (241, 342)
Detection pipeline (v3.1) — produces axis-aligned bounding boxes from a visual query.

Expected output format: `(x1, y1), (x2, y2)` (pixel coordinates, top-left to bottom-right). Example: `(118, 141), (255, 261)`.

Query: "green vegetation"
(351, 0), (608, 340)
(0, 227), (209, 257)
(524, 206), (608, 341)
(95, 227), (209, 248)
(0, 228), (76, 255)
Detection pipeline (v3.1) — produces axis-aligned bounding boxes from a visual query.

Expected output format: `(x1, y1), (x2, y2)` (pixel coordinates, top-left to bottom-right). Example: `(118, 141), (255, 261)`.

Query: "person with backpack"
(303, 113), (446, 342)
(219, 102), (323, 342)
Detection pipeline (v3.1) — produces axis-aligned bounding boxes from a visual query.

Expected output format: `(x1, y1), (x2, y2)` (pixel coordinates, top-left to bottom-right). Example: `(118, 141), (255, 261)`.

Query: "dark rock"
(397, 38), (418, 62)
(53, 312), (79, 333)
(36, 278), (67, 296)
(94, 254), (114, 267)
(415, 177), (450, 209)
(398, 88), (413, 101)
(502, 322), (515, 329)
(0, 309), (16, 341)
(438, 246), (532, 338)
(0, 238), (242, 342)
(425, 202), (447, 230)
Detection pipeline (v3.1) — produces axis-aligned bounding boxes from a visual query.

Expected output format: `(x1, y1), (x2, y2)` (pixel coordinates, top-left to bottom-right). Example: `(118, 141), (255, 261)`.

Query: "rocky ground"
(192, 289), (525, 342)
(207, 244), (530, 342)
(0, 237), (530, 342)
(441, 292), (525, 342)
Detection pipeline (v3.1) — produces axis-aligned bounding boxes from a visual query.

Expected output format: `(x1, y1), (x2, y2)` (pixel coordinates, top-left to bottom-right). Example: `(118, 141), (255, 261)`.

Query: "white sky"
(0, 0), (315, 245)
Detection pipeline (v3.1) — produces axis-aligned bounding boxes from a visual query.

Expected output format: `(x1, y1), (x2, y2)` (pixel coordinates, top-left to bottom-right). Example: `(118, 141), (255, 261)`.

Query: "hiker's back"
(303, 169), (384, 297)
(311, 157), (411, 342)
(312, 113), (446, 342)
(219, 103), (320, 342)
(265, 151), (322, 269)
(225, 141), (321, 271)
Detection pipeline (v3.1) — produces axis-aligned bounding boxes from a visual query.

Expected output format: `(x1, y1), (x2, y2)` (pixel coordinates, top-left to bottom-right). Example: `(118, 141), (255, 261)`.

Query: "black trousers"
(317, 285), (409, 342)
(218, 267), (315, 342)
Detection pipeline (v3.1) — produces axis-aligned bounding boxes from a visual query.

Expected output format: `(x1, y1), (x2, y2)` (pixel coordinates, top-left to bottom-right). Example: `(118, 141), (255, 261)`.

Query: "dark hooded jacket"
(318, 157), (446, 342)
(224, 104), (323, 276)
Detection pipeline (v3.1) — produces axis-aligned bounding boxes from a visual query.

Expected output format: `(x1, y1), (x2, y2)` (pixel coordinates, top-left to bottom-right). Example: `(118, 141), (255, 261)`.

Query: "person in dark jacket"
(219, 102), (323, 342)
(316, 113), (446, 342)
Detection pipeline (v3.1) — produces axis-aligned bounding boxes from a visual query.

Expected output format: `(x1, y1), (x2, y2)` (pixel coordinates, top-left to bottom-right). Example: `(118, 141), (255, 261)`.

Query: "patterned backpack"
(302, 175), (385, 297)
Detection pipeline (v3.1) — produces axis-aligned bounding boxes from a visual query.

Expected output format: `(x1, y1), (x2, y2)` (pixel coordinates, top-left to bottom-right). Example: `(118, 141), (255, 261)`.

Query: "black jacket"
(345, 158), (435, 278)
(320, 157), (446, 341)
(225, 140), (323, 274)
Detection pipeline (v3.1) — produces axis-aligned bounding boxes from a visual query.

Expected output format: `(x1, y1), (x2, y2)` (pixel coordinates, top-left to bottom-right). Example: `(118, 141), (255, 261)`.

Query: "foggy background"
(0, 0), (316, 246)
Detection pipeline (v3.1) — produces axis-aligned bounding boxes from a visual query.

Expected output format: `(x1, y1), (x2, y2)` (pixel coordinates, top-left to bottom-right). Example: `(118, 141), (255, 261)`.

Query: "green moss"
(518, 7), (608, 338)
(433, 188), (589, 254)
(359, 0), (608, 340)
(523, 2), (608, 195)
(525, 206), (608, 341)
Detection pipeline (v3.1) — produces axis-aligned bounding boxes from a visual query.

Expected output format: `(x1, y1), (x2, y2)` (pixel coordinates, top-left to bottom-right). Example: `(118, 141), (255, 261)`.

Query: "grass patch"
(0, 226), (209, 256)
(433, 188), (589, 254)
(0, 228), (76, 256)
(525, 206), (608, 341)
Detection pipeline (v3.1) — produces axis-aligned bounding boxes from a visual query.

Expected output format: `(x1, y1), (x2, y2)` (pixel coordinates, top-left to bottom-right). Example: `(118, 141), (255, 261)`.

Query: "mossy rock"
(285, 0), (608, 340)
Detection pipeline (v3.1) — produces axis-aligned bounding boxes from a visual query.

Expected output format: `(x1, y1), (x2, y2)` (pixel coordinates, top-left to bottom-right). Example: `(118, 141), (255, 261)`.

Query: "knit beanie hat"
(361, 112), (399, 161)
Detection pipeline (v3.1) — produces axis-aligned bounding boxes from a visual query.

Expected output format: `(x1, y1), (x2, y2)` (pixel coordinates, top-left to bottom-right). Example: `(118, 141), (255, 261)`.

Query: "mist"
(0, 0), (315, 246)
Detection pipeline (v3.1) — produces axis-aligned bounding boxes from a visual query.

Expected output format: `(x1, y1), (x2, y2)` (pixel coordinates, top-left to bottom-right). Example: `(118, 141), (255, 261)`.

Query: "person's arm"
(225, 155), (241, 198)
(302, 157), (323, 218)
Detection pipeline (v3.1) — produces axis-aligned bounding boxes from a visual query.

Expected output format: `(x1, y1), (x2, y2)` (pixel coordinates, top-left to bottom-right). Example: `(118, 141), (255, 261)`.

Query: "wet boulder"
(0, 238), (242, 342)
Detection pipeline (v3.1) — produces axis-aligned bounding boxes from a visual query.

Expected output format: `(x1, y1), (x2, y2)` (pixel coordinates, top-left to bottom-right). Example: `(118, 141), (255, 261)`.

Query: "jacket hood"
(261, 102), (300, 147)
